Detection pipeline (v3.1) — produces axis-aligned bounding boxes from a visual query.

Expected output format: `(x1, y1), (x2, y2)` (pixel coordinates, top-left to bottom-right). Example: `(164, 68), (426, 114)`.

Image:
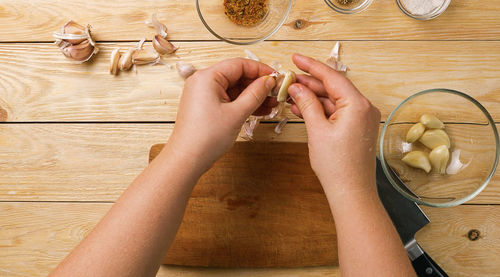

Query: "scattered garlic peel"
(325, 41), (348, 72)
(109, 48), (121, 75)
(274, 117), (289, 134)
(269, 61), (282, 71)
(176, 62), (196, 79)
(151, 13), (168, 38)
(446, 149), (471, 175)
(242, 116), (260, 140)
(244, 50), (260, 62)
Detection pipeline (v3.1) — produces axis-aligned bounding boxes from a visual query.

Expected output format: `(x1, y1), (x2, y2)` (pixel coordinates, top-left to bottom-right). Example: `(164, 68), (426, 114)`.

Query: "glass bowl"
(379, 89), (499, 207)
(324, 0), (374, 14)
(396, 0), (451, 20)
(196, 0), (292, 45)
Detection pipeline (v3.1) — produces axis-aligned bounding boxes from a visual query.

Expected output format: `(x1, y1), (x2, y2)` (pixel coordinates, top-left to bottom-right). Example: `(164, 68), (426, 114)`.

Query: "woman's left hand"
(166, 58), (277, 174)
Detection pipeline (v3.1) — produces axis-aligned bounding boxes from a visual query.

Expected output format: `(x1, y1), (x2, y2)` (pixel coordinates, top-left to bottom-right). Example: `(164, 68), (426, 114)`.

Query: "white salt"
(400, 0), (445, 16)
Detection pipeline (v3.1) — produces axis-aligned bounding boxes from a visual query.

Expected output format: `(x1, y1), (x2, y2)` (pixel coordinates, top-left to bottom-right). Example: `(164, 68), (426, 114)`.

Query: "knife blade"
(376, 158), (448, 277)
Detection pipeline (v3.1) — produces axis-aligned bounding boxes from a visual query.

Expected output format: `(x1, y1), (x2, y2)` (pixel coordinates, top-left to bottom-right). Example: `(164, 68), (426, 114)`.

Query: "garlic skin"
(109, 48), (121, 75)
(53, 21), (99, 63)
(59, 21), (87, 44)
(429, 145), (450, 174)
(274, 117), (289, 134)
(132, 48), (160, 65)
(277, 71), (296, 102)
(176, 62), (196, 79)
(446, 149), (471, 175)
(419, 129), (451, 149)
(406, 123), (425, 143)
(150, 13), (168, 38)
(152, 35), (178, 55)
(420, 114), (444, 129)
(402, 151), (432, 173)
(325, 41), (348, 72)
(119, 48), (135, 71)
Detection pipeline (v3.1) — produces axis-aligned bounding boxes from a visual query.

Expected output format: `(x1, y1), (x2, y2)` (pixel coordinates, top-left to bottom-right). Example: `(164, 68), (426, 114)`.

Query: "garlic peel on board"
(325, 41), (348, 72)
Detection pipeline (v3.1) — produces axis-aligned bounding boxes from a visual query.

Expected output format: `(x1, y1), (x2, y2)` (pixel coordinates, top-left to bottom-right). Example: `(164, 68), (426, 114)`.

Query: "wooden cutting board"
(149, 142), (338, 267)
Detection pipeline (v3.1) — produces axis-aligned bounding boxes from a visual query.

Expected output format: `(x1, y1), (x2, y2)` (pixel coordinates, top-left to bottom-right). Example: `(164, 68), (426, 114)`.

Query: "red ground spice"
(224, 0), (268, 26)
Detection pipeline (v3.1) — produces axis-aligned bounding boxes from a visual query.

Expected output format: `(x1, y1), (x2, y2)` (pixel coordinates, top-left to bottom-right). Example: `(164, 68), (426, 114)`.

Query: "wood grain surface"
(0, 0), (499, 42)
(1, 123), (499, 203)
(1, 41), (499, 122)
(1, 202), (498, 276)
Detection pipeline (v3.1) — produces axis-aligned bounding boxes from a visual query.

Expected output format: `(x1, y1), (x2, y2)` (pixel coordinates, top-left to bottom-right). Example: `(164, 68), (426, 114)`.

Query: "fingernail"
(287, 84), (301, 100)
(265, 76), (276, 90)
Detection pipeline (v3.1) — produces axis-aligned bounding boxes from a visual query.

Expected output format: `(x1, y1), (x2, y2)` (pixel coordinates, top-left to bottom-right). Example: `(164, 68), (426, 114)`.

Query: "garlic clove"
(176, 62), (196, 79)
(132, 48), (160, 65)
(420, 114), (444, 129)
(109, 48), (121, 75)
(61, 40), (94, 62)
(406, 122), (425, 143)
(402, 151), (432, 173)
(152, 35), (178, 55)
(419, 129), (451, 149)
(429, 145), (450, 174)
(277, 70), (296, 102)
(119, 48), (135, 71)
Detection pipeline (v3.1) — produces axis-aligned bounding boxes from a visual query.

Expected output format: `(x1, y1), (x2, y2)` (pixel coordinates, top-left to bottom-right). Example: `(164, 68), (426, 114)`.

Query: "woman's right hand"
(288, 54), (381, 199)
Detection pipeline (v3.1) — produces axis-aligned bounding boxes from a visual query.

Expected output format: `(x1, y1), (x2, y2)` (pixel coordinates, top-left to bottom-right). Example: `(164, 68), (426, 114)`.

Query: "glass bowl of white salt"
(396, 0), (451, 20)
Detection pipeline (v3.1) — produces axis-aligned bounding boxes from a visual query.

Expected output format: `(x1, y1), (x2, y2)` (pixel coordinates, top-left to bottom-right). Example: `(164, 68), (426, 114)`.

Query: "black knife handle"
(412, 251), (448, 277)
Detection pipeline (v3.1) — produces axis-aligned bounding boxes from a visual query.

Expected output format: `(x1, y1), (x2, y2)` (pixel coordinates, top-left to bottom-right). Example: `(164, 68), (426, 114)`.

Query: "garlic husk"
(119, 48), (135, 71)
(53, 21), (87, 45)
(446, 149), (471, 175)
(406, 122), (425, 143)
(242, 116), (260, 140)
(61, 39), (96, 62)
(244, 49), (260, 62)
(419, 129), (451, 149)
(420, 114), (444, 129)
(269, 61), (282, 71)
(325, 41), (348, 72)
(150, 13), (168, 38)
(402, 151), (432, 173)
(277, 71), (296, 102)
(274, 117), (289, 134)
(429, 145), (449, 174)
(262, 102), (285, 120)
(132, 48), (160, 65)
(152, 34), (178, 55)
(109, 48), (121, 75)
(176, 62), (196, 79)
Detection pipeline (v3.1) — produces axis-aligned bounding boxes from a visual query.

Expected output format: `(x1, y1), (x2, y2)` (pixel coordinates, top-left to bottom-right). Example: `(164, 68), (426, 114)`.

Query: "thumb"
(288, 83), (327, 125)
(231, 76), (276, 117)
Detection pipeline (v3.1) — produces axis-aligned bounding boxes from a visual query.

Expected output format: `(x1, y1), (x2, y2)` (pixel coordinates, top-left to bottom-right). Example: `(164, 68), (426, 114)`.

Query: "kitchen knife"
(376, 158), (448, 277)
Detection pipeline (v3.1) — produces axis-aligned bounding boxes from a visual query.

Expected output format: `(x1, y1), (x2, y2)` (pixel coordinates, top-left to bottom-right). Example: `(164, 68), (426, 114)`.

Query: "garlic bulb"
(419, 129), (451, 149)
(420, 114), (444, 129)
(402, 151), (432, 173)
(176, 62), (196, 79)
(429, 145), (449, 174)
(53, 20), (99, 63)
(406, 122), (425, 143)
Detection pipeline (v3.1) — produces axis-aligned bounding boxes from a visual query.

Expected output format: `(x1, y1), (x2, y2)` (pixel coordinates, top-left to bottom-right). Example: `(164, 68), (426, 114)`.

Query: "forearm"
(323, 179), (416, 277)
(50, 143), (202, 277)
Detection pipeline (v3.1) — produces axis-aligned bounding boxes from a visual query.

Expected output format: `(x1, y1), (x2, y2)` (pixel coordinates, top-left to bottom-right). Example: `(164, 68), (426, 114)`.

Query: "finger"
(288, 83), (326, 125)
(292, 53), (362, 102)
(230, 76), (276, 118)
(296, 74), (328, 97)
(290, 104), (302, 118)
(290, 97), (335, 119)
(209, 58), (275, 90)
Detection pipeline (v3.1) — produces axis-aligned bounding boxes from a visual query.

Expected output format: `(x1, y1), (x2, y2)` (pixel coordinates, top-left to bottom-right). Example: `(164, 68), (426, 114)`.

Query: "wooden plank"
(0, 0), (499, 41)
(1, 203), (498, 276)
(0, 123), (499, 203)
(1, 41), (499, 122)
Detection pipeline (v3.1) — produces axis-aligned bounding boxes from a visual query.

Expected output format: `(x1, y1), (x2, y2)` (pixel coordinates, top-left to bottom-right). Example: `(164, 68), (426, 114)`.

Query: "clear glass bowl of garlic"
(380, 89), (499, 207)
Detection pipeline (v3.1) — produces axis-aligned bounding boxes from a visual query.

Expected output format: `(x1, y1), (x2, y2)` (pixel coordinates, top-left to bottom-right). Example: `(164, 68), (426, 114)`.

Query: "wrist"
(156, 142), (211, 181)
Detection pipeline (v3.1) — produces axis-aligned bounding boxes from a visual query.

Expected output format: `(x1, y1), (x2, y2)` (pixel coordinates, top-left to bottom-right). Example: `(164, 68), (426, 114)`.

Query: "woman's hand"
(288, 54), (381, 198)
(166, 58), (277, 174)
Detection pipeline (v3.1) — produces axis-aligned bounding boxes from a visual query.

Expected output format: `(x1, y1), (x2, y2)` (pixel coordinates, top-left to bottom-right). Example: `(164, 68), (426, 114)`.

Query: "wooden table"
(1, 0), (499, 276)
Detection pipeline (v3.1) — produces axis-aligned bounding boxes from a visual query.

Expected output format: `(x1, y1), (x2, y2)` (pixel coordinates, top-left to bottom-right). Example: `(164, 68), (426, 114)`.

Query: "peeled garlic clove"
(277, 70), (296, 102)
(176, 62), (196, 79)
(109, 48), (121, 75)
(402, 151), (432, 173)
(406, 123), (425, 143)
(152, 35), (178, 55)
(420, 114), (444, 129)
(132, 48), (160, 65)
(429, 145), (449, 174)
(419, 129), (450, 149)
(61, 40), (94, 62)
(119, 48), (135, 71)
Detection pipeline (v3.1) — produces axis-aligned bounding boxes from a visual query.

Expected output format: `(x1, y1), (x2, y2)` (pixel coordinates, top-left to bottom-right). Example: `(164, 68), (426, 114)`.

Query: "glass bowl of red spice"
(196, 0), (292, 45)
